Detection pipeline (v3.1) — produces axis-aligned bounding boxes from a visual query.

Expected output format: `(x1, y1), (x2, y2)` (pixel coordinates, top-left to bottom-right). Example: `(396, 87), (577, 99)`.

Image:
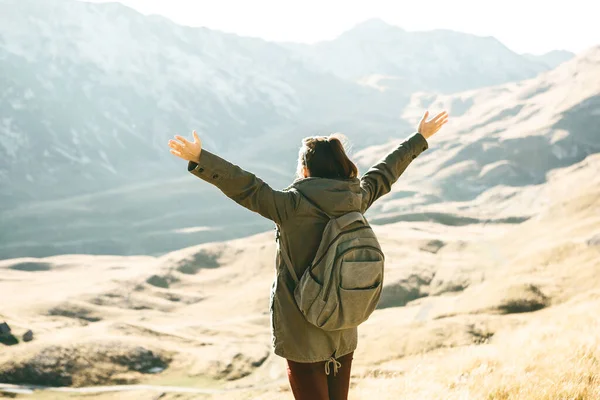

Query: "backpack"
(276, 191), (384, 331)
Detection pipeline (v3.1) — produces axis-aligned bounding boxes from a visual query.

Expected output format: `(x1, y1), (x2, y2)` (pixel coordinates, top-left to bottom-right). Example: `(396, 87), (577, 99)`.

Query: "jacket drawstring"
(324, 356), (341, 376)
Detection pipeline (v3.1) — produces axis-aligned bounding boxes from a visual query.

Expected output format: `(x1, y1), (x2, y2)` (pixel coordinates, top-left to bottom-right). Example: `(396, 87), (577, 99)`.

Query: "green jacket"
(188, 132), (429, 362)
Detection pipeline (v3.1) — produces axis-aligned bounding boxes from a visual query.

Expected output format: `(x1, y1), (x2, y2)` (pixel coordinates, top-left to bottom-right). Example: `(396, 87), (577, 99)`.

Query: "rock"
(0, 322), (11, 336)
(429, 265), (475, 296)
(47, 302), (102, 322)
(22, 330), (34, 342)
(174, 250), (220, 275)
(8, 262), (52, 272)
(145, 274), (178, 289)
(377, 273), (433, 309)
(495, 284), (548, 314)
(0, 342), (171, 387)
(146, 275), (170, 288)
(420, 239), (446, 254)
(447, 282), (549, 317)
(587, 233), (600, 247)
(0, 322), (18, 346)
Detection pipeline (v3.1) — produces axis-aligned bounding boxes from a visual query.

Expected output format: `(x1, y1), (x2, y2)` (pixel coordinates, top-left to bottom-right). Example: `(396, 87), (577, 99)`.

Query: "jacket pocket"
(294, 271), (323, 321)
(316, 298), (339, 328)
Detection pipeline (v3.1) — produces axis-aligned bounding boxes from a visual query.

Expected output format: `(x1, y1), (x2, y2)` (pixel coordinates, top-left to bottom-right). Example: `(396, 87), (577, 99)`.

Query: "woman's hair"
(297, 133), (358, 179)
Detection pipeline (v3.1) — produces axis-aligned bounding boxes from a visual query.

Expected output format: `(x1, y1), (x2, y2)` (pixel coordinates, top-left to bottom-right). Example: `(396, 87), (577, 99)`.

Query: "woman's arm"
(360, 111), (448, 212)
(169, 131), (298, 224)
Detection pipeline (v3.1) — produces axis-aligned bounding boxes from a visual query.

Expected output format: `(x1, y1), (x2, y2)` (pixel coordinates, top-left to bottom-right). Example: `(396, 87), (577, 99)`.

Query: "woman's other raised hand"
(418, 111), (449, 139)
(169, 131), (202, 162)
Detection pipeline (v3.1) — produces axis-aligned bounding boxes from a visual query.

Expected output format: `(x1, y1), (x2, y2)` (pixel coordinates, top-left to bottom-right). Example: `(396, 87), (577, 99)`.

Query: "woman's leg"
(286, 359), (329, 400)
(327, 352), (354, 400)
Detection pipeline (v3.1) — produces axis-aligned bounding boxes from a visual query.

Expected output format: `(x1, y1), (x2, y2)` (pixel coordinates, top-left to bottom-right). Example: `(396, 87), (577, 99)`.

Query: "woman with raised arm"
(168, 110), (448, 400)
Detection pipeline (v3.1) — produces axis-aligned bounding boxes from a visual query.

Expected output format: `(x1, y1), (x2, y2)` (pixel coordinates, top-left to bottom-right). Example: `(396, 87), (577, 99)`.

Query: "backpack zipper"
(323, 245), (384, 302)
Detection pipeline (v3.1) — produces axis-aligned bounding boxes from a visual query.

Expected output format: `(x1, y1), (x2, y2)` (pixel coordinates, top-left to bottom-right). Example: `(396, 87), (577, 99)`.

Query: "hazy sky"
(89, 0), (599, 55)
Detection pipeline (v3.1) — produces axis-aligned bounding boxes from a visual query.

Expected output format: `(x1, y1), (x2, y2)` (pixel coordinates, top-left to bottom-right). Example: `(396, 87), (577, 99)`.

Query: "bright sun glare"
(86, 0), (600, 55)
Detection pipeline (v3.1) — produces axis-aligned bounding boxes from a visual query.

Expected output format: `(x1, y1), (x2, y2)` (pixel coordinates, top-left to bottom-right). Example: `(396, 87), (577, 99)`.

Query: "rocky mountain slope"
(0, 0), (590, 259)
(0, 0), (373, 206)
(355, 45), (600, 224)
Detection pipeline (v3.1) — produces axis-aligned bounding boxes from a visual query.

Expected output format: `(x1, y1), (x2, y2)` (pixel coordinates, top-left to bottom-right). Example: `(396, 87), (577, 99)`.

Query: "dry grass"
(1, 156), (599, 400)
(351, 295), (600, 400)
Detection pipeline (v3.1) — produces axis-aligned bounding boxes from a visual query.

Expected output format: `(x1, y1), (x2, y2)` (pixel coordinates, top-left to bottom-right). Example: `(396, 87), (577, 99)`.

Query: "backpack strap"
(275, 225), (299, 284)
(276, 190), (366, 285)
(335, 211), (366, 229)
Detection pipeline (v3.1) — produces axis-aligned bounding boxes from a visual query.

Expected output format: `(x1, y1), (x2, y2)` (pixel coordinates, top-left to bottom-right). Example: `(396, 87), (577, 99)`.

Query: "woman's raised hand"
(418, 111), (449, 139)
(169, 131), (202, 162)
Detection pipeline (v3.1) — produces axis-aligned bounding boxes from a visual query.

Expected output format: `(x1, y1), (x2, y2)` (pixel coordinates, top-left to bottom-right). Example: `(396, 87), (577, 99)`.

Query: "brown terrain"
(1, 46), (599, 400)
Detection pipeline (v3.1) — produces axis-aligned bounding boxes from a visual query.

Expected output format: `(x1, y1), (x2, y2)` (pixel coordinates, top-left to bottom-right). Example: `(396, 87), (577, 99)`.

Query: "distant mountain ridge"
(281, 18), (574, 93)
(523, 50), (575, 69)
(0, 0), (591, 259)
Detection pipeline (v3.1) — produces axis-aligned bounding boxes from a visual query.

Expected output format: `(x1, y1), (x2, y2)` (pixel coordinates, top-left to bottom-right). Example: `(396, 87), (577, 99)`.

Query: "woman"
(168, 110), (448, 400)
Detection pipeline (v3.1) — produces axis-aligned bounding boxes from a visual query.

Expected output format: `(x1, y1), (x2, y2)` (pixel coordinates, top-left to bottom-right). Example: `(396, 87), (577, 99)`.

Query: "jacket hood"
(287, 177), (363, 217)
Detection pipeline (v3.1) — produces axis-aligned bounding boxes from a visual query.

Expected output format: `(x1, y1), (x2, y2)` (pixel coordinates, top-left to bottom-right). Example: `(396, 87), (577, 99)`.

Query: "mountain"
(0, 0), (389, 258)
(354, 45), (600, 224)
(282, 18), (571, 93)
(0, 0), (591, 259)
(524, 49), (575, 69)
(0, 0), (377, 206)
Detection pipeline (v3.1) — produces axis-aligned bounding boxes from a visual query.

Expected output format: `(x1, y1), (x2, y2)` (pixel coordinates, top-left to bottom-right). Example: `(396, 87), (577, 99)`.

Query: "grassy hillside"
(1, 153), (599, 399)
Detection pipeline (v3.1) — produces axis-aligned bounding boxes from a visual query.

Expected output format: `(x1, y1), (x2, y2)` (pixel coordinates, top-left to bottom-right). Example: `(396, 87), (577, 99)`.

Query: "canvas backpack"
(276, 191), (384, 331)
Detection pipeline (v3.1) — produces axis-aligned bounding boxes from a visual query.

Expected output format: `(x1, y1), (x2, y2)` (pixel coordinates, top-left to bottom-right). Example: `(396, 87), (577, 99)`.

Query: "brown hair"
(297, 133), (358, 179)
